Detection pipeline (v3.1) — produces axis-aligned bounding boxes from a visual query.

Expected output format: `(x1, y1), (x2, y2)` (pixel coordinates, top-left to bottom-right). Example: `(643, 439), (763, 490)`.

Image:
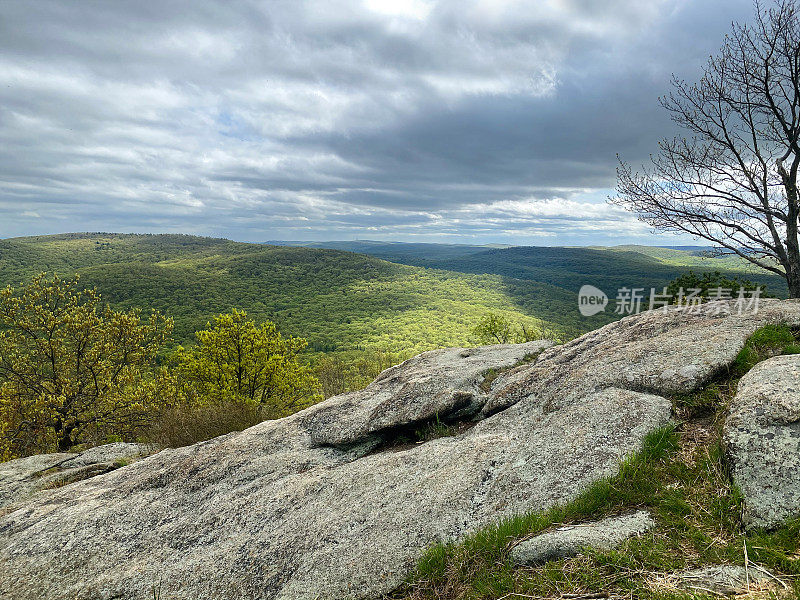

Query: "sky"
(0, 0), (757, 245)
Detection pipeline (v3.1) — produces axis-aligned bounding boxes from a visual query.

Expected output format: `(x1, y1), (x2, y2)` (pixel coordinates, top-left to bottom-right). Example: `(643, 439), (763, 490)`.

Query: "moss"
(479, 350), (544, 393)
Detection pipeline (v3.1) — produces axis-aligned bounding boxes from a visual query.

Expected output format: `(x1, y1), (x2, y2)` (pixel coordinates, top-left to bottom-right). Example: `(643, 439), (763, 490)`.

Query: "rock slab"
(304, 340), (553, 447)
(1, 301), (800, 600)
(0, 442), (152, 509)
(510, 510), (656, 565)
(486, 300), (800, 415)
(724, 354), (800, 530)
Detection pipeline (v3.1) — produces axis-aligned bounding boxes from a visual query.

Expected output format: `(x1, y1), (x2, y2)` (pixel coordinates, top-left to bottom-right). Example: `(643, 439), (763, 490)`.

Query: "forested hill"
(0, 233), (602, 351)
(278, 240), (788, 299)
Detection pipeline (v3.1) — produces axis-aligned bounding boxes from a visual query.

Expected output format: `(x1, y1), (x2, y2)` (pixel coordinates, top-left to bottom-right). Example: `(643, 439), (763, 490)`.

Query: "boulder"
(724, 354), (800, 529)
(1, 301), (799, 600)
(0, 442), (152, 509)
(485, 300), (800, 415)
(305, 340), (552, 447)
(510, 510), (656, 565)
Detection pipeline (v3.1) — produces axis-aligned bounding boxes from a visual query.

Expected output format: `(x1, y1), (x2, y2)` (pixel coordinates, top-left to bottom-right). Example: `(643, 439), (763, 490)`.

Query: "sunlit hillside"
(0, 233), (599, 352)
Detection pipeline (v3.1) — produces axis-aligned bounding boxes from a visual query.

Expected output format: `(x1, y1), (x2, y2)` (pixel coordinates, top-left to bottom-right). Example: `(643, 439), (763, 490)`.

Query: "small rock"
(669, 565), (769, 595)
(724, 354), (800, 529)
(510, 510), (656, 565)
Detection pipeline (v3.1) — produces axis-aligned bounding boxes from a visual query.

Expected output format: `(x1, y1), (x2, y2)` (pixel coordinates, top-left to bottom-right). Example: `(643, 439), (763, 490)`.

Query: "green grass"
(670, 324), (800, 420)
(732, 324), (799, 374)
(396, 325), (800, 600)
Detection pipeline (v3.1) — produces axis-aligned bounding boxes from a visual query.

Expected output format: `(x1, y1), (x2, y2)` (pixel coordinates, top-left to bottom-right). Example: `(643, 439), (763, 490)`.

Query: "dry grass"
(145, 401), (268, 448)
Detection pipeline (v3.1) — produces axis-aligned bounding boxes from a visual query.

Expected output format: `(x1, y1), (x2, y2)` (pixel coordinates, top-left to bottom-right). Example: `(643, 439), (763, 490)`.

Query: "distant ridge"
(262, 240), (787, 298)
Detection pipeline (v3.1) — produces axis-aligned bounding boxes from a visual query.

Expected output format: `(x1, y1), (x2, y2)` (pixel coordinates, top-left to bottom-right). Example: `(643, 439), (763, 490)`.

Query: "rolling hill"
(1, 233), (786, 357)
(277, 240), (788, 299)
(0, 233), (598, 352)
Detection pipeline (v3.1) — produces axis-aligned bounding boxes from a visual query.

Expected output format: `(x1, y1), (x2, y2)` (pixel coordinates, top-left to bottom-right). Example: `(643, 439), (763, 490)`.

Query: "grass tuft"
(731, 323), (797, 375)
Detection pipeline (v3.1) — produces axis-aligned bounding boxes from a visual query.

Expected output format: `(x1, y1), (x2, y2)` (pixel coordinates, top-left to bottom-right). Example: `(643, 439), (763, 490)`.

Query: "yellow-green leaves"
(0, 277), (320, 460)
(0, 273), (172, 458)
(174, 309), (320, 419)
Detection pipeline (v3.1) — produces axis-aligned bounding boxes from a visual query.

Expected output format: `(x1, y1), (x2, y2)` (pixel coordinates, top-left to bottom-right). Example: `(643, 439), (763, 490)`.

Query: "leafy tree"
(473, 313), (555, 345)
(473, 313), (515, 344)
(175, 310), (321, 418)
(614, 1), (800, 297)
(0, 274), (172, 458)
(666, 270), (770, 302)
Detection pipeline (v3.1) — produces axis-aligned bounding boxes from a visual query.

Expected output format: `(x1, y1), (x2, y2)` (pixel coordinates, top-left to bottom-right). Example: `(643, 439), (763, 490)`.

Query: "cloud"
(0, 0), (755, 243)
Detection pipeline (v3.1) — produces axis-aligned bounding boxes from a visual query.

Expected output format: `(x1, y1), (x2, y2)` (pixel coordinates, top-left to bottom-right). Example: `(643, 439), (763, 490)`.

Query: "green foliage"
(0, 234), (582, 351)
(0, 273), (172, 458)
(174, 310), (321, 419)
(472, 312), (556, 345)
(317, 242), (788, 301)
(3, 235), (785, 360)
(472, 313), (514, 344)
(666, 269), (771, 302)
(0, 274), (328, 458)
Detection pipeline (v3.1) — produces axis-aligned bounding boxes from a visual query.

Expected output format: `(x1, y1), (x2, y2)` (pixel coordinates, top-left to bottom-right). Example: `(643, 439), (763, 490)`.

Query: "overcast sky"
(0, 0), (756, 245)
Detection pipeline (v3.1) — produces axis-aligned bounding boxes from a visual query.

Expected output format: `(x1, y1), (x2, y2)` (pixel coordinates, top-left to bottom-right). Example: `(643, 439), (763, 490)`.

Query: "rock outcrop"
(510, 510), (656, 565)
(305, 340), (552, 447)
(1, 300), (799, 600)
(724, 354), (800, 530)
(0, 442), (152, 509)
(485, 300), (800, 415)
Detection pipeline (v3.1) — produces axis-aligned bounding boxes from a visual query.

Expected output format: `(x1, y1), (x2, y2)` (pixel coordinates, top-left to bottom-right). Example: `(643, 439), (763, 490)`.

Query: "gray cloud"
(0, 0), (755, 243)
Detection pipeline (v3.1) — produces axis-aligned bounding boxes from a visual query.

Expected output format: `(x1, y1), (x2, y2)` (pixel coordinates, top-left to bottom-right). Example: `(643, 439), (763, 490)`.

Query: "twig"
(744, 538), (750, 591)
(748, 562), (789, 590)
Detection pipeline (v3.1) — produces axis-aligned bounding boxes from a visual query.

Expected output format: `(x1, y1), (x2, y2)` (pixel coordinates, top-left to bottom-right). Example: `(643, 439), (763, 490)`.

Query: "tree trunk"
(787, 265), (800, 299)
(57, 434), (73, 453)
(785, 211), (800, 299)
(780, 160), (800, 299)
(54, 417), (76, 452)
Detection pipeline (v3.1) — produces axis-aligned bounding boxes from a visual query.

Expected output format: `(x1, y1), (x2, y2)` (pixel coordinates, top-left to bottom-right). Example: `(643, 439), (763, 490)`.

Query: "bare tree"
(613, 0), (800, 297)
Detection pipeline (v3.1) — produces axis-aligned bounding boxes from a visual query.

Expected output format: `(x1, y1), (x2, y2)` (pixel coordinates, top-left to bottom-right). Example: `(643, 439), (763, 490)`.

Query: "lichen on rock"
(725, 354), (800, 530)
